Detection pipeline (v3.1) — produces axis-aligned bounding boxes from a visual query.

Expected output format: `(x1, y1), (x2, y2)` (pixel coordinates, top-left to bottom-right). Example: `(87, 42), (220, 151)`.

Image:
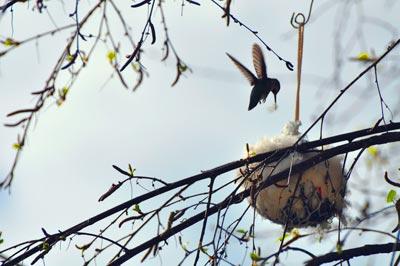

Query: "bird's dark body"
(226, 44), (280, 111)
(248, 78), (280, 111)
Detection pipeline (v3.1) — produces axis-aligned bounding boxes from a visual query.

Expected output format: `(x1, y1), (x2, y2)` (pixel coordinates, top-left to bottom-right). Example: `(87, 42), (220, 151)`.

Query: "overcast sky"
(1, 1), (400, 265)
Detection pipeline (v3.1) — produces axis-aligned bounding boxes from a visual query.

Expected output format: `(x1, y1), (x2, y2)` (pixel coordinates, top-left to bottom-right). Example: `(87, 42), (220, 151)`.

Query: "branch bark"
(306, 242), (400, 265)
(110, 131), (400, 265)
(2, 127), (400, 266)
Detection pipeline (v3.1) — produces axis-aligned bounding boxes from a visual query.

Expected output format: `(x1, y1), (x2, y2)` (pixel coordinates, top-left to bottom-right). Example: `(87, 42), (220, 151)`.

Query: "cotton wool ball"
(237, 121), (347, 228)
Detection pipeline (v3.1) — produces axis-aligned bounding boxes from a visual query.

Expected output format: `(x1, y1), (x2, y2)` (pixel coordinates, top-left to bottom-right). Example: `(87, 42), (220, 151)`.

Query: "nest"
(237, 121), (347, 228)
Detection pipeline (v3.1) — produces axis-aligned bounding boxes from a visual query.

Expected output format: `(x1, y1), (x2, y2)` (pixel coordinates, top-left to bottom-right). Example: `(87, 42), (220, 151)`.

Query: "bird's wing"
(226, 53), (257, 86)
(252, 43), (267, 79)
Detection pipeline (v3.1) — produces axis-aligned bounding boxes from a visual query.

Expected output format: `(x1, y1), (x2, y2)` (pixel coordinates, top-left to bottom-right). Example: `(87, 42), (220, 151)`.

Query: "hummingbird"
(226, 43), (280, 111)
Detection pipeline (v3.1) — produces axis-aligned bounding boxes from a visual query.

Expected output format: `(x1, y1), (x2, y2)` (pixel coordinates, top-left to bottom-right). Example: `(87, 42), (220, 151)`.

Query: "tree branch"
(109, 131), (400, 265)
(306, 242), (400, 266)
(2, 124), (400, 265)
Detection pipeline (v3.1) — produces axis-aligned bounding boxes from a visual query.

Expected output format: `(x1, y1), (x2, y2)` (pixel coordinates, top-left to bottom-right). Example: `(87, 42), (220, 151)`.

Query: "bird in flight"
(226, 43), (280, 111)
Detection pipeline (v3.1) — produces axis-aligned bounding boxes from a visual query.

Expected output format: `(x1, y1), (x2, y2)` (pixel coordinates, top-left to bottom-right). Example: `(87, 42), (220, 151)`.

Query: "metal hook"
(290, 0), (314, 28)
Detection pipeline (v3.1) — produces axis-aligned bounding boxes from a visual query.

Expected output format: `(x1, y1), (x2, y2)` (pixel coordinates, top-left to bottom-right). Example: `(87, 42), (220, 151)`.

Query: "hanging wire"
(291, 0), (314, 122)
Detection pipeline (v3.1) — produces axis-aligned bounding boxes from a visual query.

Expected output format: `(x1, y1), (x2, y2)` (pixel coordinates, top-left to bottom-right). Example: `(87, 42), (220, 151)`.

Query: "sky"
(1, 0), (400, 265)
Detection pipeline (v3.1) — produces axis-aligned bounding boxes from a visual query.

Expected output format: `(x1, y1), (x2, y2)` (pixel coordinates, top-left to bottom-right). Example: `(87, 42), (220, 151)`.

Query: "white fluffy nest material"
(237, 121), (347, 228)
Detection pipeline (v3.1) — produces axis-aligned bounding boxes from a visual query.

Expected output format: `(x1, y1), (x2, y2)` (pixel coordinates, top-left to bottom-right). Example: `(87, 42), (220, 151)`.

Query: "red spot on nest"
(317, 187), (322, 198)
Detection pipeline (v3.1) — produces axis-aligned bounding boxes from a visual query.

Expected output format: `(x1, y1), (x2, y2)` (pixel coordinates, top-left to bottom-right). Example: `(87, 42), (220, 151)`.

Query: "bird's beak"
(274, 93), (277, 105)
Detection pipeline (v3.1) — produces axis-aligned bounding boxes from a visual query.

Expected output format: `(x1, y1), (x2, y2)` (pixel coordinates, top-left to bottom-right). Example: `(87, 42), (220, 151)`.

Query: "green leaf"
(128, 164), (136, 176)
(75, 243), (91, 255)
(367, 146), (378, 157)
(107, 50), (116, 63)
(131, 62), (141, 72)
(60, 86), (69, 97)
(57, 86), (69, 106)
(277, 232), (290, 242)
(290, 228), (300, 237)
(357, 52), (370, 61)
(249, 151), (257, 156)
(12, 142), (22, 150)
(236, 228), (247, 234)
(181, 243), (188, 252)
(200, 246), (208, 253)
(42, 242), (50, 252)
(133, 204), (142, 213)
(250, 251), (260, 261)
(178, 63), (188, 72)
(3, 38), (20, 47)
(387, 189), (397, 203)
(75, 243), (90, 251)
(66, 54), (74, 62)
(336, 243), (343, 254)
